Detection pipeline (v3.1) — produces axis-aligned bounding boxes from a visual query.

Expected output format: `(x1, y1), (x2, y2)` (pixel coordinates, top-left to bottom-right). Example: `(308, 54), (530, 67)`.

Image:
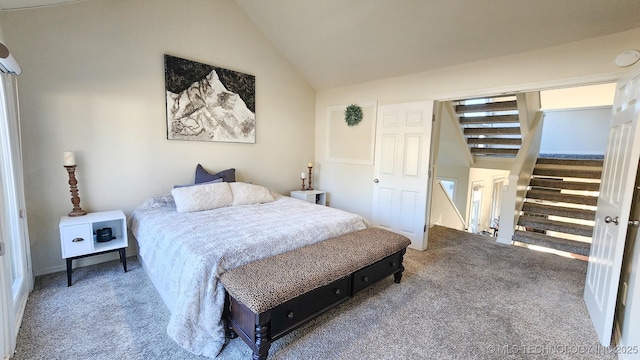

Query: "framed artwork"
(164, 54), (256, 143)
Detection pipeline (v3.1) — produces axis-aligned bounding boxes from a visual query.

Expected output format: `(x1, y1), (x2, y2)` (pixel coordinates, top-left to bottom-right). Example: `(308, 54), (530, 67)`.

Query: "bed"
(128, 186), (368, 358)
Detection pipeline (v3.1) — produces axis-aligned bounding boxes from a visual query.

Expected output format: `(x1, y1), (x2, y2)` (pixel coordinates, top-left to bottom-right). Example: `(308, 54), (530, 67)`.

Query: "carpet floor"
(12, 226), (615, 359)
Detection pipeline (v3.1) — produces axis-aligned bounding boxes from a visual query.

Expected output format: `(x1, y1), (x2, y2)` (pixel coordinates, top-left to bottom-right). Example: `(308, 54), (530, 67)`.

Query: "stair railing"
(496, 111), (545, 244)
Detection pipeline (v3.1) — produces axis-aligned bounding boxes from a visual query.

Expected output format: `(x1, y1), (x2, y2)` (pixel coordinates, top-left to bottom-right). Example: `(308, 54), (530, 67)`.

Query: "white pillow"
(171, 181), (233, 213)
(229, 182), (275, 206)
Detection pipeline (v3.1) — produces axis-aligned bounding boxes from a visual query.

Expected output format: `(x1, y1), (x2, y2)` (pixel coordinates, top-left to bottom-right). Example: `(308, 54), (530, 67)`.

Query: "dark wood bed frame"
(223, 249), (406, 360)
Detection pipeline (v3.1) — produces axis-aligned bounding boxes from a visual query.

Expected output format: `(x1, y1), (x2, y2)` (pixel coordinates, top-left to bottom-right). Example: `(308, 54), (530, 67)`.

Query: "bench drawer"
(270, 276), (350, 339)
(352, 252), (403, 294)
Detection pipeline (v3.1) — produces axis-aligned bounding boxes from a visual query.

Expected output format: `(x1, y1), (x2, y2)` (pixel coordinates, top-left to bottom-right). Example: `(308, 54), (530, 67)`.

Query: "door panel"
(372, 101), (433, 250)
(585, 71), (640, 346)
(377, 188), (394, 230)
(399, 190), (419, 233)
(381, 135), (397, 175)
(403, 134), (421, 176)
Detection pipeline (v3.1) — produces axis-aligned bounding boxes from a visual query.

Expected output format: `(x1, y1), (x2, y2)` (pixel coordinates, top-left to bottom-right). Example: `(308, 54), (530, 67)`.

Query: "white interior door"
(372, 101), (433, 250)
(584, 71), (640, 346)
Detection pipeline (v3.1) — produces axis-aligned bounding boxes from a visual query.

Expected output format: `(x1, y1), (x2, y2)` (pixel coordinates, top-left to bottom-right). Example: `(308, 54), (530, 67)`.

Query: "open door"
(372, 101), (433, 250)
(584, 71), (640, 346)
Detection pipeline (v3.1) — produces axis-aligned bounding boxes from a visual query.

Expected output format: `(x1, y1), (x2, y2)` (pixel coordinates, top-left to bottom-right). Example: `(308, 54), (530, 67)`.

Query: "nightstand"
(59, 210), (128, 286)
(290, 190), (326, 206)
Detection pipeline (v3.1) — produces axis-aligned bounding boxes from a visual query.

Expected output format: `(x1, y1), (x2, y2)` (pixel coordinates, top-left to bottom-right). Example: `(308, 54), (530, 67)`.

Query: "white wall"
(0, 0), (316, 275)
(541, 83), (615, 110)
(540, 107), (611, 155)
(435, 165), (469, 216)
(429, 181), (465, 231)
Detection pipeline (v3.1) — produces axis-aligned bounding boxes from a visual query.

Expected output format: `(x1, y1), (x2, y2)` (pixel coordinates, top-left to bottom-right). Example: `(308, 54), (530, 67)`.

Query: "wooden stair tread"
(467, 138), (522, 145)
(464, 127), (521, 135)
(537, 158), (604, 167)
(456, 100), (518, 113)
(460, 115), (519, 124)
(513, 230), (590, 256)
(529, 178), (601, 191)
(471, 148), (519, 155)
(517, 215), (594, 237)
(525, 189), (598, 206)
(522, 202), (596, 220)
(533, 168), (602, 179)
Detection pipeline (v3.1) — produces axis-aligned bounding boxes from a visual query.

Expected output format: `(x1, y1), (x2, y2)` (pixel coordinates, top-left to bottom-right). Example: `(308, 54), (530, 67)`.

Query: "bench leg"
(394, 248), (407, 283)
(394, 266), (404, 283)
(223, 292), (238, 339)
(253, 324), (271, 360)
(225, 321), (238, 339)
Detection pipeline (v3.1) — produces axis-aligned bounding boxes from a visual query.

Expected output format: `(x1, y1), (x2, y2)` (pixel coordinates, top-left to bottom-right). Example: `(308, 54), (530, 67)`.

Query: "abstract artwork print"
(165, 54), (256, 143)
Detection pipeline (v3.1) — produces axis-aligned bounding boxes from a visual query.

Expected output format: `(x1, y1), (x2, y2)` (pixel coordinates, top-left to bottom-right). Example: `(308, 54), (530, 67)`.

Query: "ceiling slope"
(235, 0), (640, 90)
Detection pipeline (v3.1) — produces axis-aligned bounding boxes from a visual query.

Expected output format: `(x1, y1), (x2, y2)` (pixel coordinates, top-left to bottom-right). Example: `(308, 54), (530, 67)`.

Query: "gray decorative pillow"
(195, 164), (236, 183)
(173, 178), (223, 189)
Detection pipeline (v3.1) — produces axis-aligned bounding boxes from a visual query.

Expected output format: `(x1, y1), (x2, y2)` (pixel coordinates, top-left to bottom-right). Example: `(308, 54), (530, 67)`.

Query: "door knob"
(374, 179), (379, 183)
(604, 216), (620, 225)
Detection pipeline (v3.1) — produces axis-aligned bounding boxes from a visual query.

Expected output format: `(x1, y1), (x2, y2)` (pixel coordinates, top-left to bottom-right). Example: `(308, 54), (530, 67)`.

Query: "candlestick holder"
(300, 177), (307, 191)
(307, 165), (314, 191)
(64, 165), (87, 217)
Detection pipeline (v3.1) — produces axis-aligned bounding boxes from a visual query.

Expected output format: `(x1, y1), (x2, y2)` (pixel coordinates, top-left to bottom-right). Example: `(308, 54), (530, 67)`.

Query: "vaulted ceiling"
(235, 0), (640, 90)
(2, 0), (640, 91)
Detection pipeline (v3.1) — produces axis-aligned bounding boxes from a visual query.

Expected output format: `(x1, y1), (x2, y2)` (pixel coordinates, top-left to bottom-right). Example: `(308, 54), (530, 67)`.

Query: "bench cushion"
(220, 227), (410, 313)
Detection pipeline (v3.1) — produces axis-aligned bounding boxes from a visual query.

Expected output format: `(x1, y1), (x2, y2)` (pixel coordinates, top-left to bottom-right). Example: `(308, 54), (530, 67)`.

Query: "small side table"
(290, 190), (326, 206)
(59, 210), (128, 286)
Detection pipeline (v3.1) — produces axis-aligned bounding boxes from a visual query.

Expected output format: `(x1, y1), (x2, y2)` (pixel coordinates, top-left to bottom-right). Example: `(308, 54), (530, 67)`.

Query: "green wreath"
(344, 104), (363, 126)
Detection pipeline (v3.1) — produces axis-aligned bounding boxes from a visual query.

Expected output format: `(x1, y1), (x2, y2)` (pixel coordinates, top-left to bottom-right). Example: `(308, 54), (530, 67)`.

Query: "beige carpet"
(12, 226), (615, 359)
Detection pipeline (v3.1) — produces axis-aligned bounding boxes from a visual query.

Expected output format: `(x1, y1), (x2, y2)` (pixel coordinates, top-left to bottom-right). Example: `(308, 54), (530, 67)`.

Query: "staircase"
(512, 156), (603, 257)
(455, 95), (522, 158)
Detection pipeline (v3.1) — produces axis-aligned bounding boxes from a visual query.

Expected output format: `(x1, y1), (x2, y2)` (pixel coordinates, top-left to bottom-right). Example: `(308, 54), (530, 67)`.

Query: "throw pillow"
(195, 164), (236, 183)
(173, 178), (223, 189)
(229, 182), (275, 206)
(171, 181), (233, 213)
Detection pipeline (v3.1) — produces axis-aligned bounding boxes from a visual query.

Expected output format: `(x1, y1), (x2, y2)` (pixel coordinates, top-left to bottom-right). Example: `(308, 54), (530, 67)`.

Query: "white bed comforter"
(128, 193), (368, 358)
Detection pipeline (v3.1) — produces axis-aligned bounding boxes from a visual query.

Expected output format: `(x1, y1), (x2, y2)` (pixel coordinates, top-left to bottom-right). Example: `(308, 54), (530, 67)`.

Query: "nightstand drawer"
(60, 223), (92, 258)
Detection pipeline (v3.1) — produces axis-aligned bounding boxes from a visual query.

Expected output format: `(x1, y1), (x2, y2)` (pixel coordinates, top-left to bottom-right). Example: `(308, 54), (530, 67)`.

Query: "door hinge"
(424, 225), (427, 232)
(0, 242), (5, 256)
(20, 208), (26, 218)
(432, 113), (436, 122)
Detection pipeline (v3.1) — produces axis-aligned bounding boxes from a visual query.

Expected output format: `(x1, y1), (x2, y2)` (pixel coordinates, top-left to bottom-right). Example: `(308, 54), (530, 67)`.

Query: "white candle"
(308, 162), (313, 168)
(301, 172), (307, 179)
(63, 151), (76, 166)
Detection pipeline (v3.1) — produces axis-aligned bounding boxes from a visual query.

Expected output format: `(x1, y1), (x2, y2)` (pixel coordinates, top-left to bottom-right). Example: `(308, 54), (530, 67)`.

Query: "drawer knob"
(390, 262), (397, 267)
(334, 288), (341, 295)
(286, 311), (294, 319)
(72, 237), (84, 242)
(362, 276), (369, 282)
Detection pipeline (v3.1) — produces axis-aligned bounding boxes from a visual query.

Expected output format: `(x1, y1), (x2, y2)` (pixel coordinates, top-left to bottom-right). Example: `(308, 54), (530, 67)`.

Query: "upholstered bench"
(220, 227), (411, 360)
